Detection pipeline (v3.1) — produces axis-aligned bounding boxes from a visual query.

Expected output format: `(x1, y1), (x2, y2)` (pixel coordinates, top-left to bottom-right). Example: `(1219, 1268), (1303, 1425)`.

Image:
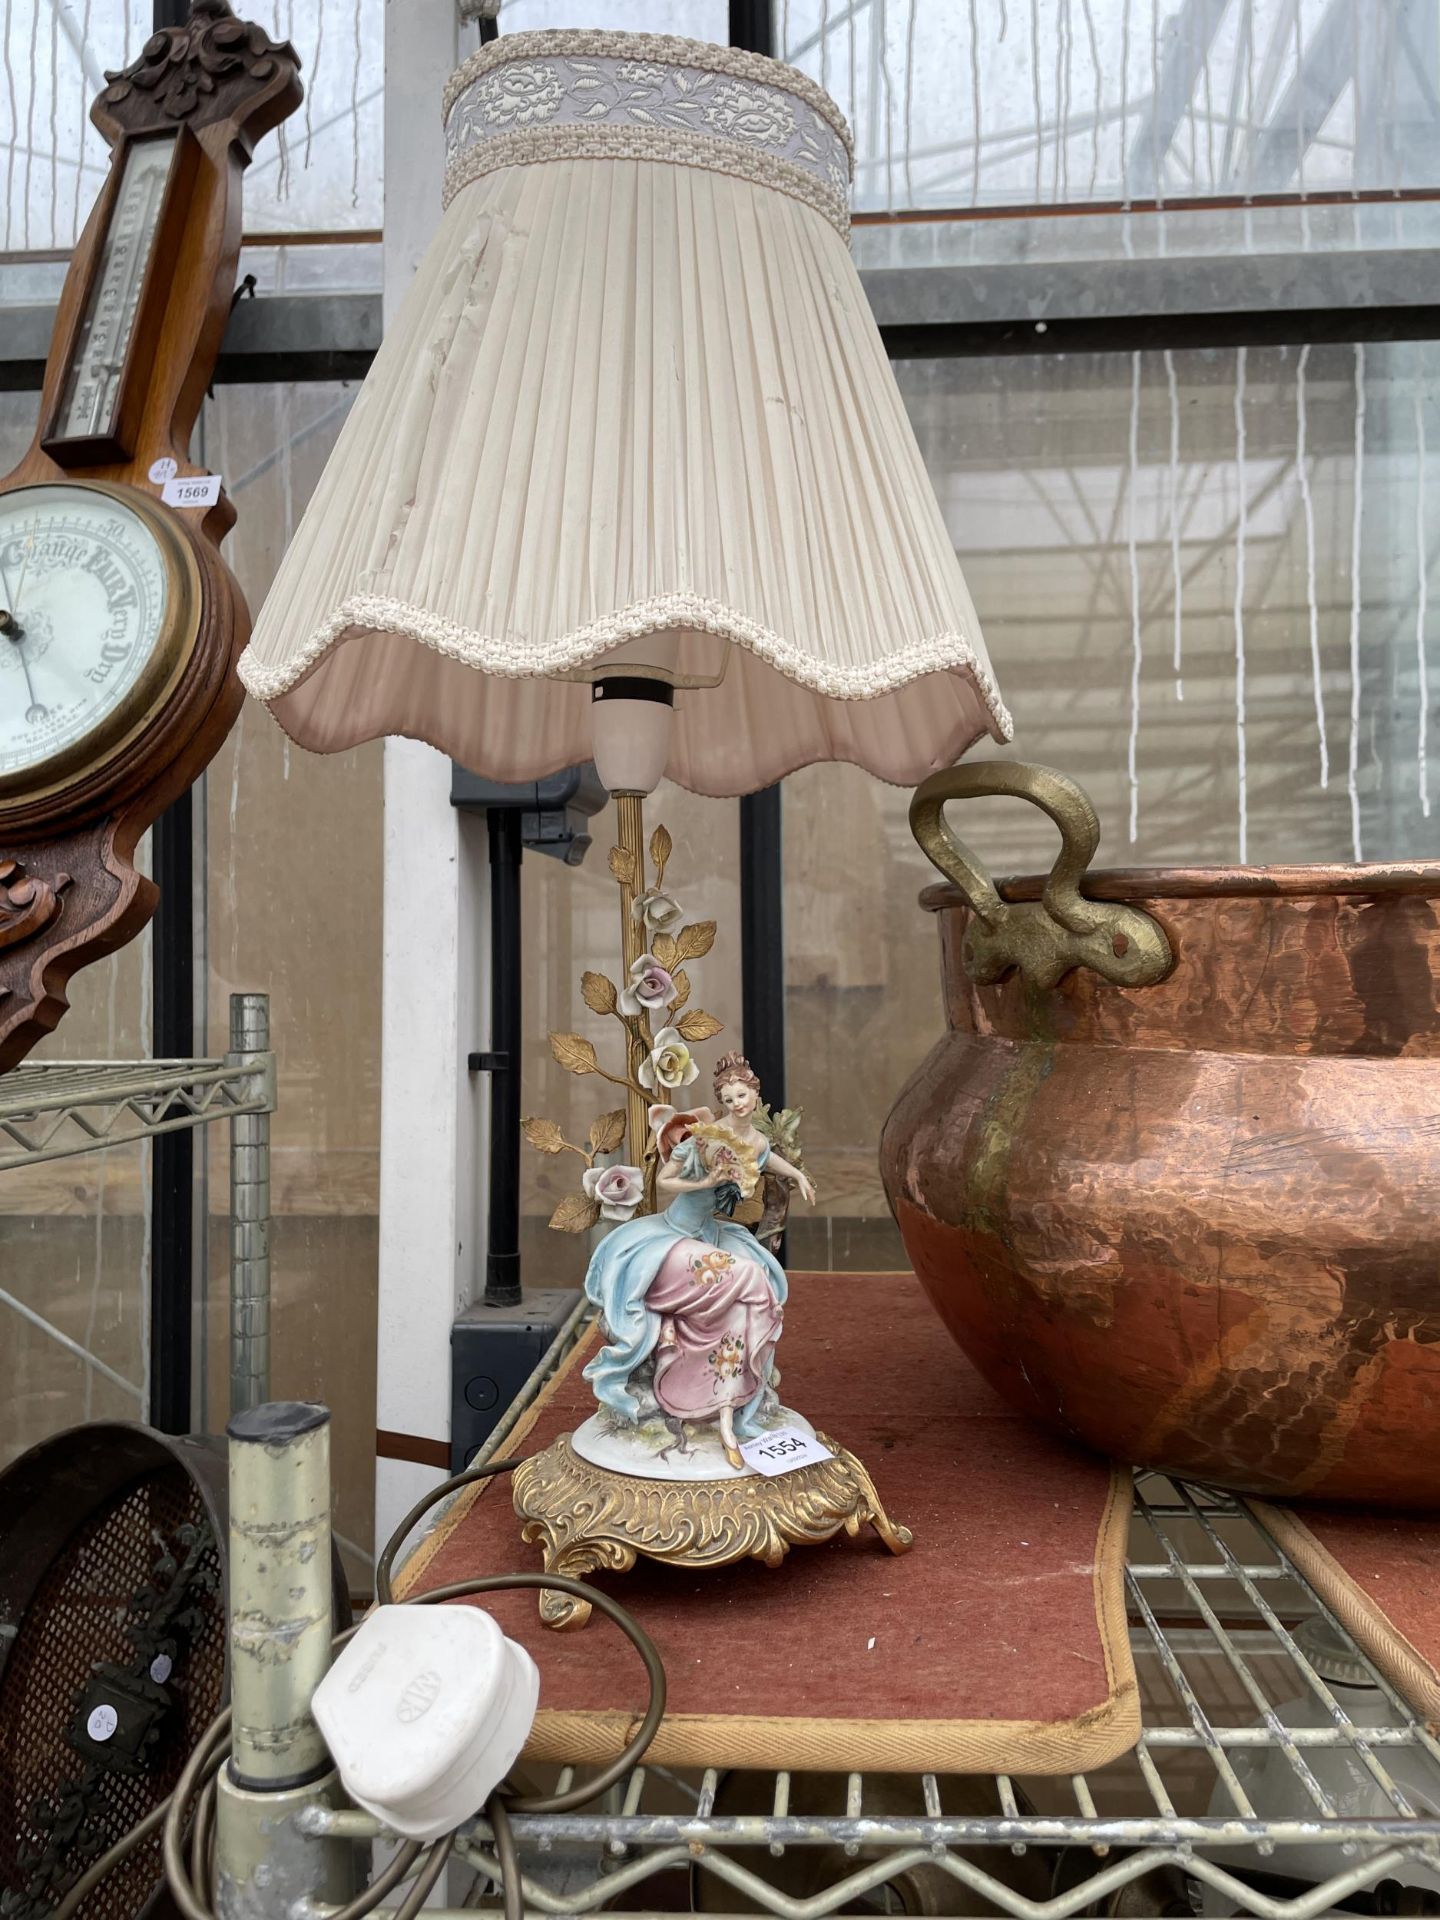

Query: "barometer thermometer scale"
(0, 1), (301, 1069)
(50, 132), (196, 457)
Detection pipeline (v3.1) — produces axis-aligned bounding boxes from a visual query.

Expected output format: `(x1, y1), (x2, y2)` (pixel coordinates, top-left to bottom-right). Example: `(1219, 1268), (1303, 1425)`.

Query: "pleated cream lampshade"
(238, 31), (1012, 796)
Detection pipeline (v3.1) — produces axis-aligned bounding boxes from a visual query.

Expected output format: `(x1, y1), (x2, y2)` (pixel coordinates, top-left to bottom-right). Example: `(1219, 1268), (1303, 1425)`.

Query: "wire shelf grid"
(0, 1055), (273, 1171)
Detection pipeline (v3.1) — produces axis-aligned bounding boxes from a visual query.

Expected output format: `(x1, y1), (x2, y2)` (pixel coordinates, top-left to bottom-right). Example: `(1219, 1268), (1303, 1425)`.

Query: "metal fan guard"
(0, 1426), (229, 1920)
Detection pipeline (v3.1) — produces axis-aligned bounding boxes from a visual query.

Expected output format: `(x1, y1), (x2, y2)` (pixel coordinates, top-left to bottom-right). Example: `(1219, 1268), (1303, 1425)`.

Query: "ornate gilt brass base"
(513, 1434), (914, 1630)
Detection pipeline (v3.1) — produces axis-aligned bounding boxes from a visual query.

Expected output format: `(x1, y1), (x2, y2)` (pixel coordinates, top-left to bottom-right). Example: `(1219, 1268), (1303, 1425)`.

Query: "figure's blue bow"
(712, 1180), (742, 1219)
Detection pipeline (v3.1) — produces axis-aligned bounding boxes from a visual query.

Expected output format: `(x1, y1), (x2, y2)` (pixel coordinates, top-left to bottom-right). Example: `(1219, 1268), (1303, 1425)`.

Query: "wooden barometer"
(0, 0), (300, 1070)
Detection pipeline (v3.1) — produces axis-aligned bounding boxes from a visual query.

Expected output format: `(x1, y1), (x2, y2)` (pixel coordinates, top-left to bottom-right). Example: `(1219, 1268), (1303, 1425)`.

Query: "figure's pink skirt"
(646, 1238), (783, 1420)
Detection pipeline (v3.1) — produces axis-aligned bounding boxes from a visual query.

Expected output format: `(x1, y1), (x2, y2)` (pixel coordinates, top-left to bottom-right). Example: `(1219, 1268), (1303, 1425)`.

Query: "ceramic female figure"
(581, 1055), (815, 1474)
(709, 1051), (816, 1205)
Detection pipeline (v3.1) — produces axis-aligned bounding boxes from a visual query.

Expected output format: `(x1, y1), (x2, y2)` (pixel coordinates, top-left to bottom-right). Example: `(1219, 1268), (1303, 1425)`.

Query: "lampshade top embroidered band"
(443, 34), (854, 236)
(238, 31), (1012, 795)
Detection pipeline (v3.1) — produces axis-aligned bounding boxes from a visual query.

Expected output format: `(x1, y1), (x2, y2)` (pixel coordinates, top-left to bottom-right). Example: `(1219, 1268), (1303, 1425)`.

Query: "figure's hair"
(712, 1052), (761, 1101)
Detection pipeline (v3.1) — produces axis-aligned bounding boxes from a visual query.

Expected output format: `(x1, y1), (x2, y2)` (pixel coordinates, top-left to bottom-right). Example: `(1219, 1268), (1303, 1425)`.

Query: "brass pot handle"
(910, 762), (1173, 990)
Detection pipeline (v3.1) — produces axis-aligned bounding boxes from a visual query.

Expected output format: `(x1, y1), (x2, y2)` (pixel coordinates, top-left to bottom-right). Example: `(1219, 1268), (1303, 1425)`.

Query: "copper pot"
(880, 763), (1440, 1509)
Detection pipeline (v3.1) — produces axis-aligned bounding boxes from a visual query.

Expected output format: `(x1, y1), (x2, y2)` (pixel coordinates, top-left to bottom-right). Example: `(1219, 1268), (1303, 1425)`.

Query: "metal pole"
(739, 786), (786, 1113)
(146, 0), (196, 1450)
(485, 809), (522, 1306)
(149, 780), (195, 1433)
(729, 0), (775, 56)
(731, 0), (785, 1129)
(613, 792), (649, 1166)
(216, 1401), (355, 1918)
(228, 992), (274, 1418)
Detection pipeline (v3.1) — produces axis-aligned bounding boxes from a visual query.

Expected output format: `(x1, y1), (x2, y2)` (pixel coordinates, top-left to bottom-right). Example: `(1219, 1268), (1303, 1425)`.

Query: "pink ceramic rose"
(619, 953), (677, 1017)
(582, 1163), (645, 1222)
(647, 1104), (714, 1160)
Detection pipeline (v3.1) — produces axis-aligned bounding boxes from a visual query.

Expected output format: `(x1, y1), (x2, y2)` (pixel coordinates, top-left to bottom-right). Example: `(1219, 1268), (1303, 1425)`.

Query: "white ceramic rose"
(631, 887), (684, 936)
(581, 1163), (645, 1222)
(638, 1026), (699, 1092)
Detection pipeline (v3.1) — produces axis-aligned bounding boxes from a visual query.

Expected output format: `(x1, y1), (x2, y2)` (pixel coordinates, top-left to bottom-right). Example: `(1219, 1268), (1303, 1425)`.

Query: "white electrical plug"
(312, 1605), (540, 1841)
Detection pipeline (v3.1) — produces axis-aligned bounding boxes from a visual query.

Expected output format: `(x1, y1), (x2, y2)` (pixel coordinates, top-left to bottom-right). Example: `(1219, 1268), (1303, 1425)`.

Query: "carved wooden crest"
(96, 0), (300, 153)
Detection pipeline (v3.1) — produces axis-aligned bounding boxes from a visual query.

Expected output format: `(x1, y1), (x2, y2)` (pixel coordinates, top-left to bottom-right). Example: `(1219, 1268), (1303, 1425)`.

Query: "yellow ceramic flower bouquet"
(685, 1121), (762, 1200)
(521, 821), (726, 1232)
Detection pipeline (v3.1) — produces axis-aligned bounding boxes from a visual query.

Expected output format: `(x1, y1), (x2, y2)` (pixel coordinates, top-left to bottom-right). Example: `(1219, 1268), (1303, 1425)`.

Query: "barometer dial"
(0, 482), (199, 802)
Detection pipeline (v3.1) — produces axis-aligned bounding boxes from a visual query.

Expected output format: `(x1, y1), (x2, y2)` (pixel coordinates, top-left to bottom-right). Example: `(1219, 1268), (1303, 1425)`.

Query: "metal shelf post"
(228, 991), (275, 1417)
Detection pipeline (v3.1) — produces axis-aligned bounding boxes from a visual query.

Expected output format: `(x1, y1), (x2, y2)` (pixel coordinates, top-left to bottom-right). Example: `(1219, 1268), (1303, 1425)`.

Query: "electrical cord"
(51, 1448), (668, 1920)
(374, 1454), (528, 1606)
(487, 1794), (523, 1920)
(393, 1833), (456, 1920)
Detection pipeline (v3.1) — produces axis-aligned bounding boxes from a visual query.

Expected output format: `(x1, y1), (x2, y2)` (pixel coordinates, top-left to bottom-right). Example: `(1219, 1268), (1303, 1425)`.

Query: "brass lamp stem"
(613, 790), (649, 1165)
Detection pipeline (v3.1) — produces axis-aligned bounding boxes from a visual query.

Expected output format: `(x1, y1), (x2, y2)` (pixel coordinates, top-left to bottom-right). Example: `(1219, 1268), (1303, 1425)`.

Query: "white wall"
(375, 0), (487, 1557)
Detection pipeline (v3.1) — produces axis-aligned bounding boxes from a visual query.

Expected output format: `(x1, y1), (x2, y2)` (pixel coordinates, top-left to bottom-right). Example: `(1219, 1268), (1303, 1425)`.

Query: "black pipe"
(739, 785), (785, 1112)
(147, 0), (195, 1435)
(731, 0), (786, 1120)
(485, 810), (523, 1307)
(729, 0), (775, 57)
(149, 792), (194, 1433)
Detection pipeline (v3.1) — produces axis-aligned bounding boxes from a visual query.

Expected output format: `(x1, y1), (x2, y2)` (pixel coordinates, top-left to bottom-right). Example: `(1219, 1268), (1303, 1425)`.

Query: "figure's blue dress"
(583, 1141), (788, 1440)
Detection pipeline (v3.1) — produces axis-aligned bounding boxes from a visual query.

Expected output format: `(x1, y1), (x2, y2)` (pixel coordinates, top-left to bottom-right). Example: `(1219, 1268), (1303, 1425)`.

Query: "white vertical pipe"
(1233, 346), (1249, 866)
(46, 0), (58, 243)
(1055, 0), (1070, 201)
(902, 0), (915, 205)
(1348, 342), (1367, 861)
(1294, 3), (1310, 253)
(1079, 0), (1101, 197)
(1029, 0), (1043, 201)
(3, 0), (18, 252)
(968, 0), (981, 205)
(1165, 347), (1184, 701)
(1126, 351), (1143, 844)
(272, 1), (291, 201)
(1119, 0), (1133, 253)
(21, 0), (39, 247)
(1415, 380), (1431, 819)
(349, 0), (363, 208)
(1296, 342), (1329, 788)
(305, 0), (325, 167)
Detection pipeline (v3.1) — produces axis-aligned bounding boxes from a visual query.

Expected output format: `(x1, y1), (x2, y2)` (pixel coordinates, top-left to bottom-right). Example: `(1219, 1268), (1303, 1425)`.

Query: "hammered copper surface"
(880, 866), (1440, 1509)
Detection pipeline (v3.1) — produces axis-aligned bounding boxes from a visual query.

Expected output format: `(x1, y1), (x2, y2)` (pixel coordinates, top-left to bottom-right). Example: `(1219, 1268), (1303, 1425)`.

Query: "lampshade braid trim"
(237, 593), (1015, 741)
(443, 126), (849, 235)
(442, 31), (854, 157)
(442, 35), (852, 234)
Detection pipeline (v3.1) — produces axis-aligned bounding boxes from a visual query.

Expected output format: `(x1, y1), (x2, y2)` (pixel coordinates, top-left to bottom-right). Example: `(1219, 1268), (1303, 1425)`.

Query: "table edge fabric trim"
(1252, 1501), (1440, 1725)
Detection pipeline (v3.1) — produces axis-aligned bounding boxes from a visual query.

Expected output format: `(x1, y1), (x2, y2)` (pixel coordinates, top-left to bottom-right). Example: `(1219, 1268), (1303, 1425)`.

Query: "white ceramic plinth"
(570, 1407), (817, 1482)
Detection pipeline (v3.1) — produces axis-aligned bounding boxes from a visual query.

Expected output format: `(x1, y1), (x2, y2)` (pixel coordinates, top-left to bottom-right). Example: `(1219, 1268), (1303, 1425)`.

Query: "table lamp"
(239, 29), (1010, 1619)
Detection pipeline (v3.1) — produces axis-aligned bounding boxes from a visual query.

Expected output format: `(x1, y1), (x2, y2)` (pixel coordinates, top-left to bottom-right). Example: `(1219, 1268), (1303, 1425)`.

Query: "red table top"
(400, 1273), (1140, 1774)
